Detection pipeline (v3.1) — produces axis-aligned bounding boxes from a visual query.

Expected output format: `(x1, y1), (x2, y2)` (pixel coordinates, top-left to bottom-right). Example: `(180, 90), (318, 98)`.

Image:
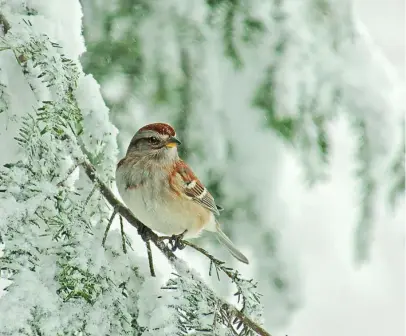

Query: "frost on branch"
(0, 7), (268, 336)
(138, 263), (263, 336)
(0, 18), (145, 335)
(81, 160), (268, 335)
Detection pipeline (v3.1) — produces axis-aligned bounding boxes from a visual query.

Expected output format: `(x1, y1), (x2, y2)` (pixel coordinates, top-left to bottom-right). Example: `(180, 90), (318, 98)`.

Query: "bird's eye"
(148, 136), (159, 145)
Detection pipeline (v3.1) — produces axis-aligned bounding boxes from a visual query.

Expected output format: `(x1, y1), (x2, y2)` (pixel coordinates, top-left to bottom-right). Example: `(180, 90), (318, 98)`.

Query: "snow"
(274, 2), (405, 334)
(3, 0), (85, 59)
(0, 0), (404, 335)
(277, 117), (405, 336)
(0, 1), (149, 335)
(137, 277), (179, 335)
(354, 0), (405, 77)
(75, 74), (119, 177)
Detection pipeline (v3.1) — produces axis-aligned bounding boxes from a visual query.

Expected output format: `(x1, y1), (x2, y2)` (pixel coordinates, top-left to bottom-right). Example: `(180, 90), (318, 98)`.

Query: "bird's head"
(126, 122), (181, 162)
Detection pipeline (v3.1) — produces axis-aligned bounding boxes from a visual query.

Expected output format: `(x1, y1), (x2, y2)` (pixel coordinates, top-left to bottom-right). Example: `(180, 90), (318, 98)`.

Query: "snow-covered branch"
(0, 5), (270, 335)
(81, 159), (270, 336)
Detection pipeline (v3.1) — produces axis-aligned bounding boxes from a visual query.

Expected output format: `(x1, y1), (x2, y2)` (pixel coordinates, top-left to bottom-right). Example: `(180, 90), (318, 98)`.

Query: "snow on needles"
(0, 1), (153, 335)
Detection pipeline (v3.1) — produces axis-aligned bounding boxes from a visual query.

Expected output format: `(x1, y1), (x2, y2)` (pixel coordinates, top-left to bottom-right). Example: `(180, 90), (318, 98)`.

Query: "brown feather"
(138, 123), (175, 137)
(117, 158), (126, 169)
(169, 160), (220, 216)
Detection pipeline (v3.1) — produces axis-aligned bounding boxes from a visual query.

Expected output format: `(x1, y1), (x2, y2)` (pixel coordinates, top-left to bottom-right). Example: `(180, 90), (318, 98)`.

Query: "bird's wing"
(169, 160), (221, 216)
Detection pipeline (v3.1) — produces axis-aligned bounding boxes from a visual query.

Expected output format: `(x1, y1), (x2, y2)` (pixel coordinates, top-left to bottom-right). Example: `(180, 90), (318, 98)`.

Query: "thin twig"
(157, 236), (236, 281)
(182, 240), (256, 318)
(82, 184), (97, 210)
(124, 234), (134, 251)
(181, 241), (236, 279)
(119, 215), (127, 254)
(80, 160), (271, 336)
(146, 241), (155, 277)
(56, 163), (79, 187)
(102, 206), (118, 247)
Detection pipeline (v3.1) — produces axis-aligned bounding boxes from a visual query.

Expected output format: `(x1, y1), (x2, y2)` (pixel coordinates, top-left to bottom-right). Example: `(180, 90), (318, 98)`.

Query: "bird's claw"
(138, 225), (150, 242)
(168, 230), (187, 252)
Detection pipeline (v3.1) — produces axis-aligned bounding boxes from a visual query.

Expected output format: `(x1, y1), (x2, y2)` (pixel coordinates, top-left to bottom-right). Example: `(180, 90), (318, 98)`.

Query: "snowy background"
(0, 0), (404, 335)
(281, 0), (405, 335)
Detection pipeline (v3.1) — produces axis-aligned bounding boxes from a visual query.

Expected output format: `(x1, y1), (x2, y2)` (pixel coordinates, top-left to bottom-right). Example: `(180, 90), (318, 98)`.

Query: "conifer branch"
(80, 160), (271, 336)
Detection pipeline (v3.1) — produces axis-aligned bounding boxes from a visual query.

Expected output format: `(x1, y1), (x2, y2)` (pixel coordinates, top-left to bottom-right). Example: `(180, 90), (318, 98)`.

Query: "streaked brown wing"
(169, 160), (220, 216)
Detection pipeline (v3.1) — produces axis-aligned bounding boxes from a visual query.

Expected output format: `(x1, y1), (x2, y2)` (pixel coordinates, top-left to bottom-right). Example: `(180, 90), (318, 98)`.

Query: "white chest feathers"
(115, 163), (214, 238)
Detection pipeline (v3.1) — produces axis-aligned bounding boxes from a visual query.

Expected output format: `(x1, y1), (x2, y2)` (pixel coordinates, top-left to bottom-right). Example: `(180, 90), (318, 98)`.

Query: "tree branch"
(146, 240), (155, 277)
(0, 12), (11, 35)
(80, 160), (271, 336)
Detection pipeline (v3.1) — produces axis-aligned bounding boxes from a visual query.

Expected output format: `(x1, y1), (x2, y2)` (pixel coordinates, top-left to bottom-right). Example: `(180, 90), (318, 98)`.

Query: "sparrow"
(115, 123), (249, 264)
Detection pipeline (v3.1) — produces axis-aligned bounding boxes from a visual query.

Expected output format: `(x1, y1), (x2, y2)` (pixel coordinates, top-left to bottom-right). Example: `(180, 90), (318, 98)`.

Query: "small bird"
(115, 122), (249, 264)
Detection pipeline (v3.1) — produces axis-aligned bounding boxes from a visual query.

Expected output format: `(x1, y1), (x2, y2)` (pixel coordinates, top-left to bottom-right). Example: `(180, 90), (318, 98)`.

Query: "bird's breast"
(115, 163), (212, 237)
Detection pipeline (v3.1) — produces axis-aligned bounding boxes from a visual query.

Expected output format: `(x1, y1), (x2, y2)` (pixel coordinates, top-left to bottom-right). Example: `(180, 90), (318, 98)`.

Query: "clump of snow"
(0, 1), (153, 335)
(75, 74), (119, 178)
(137, 277), (179, 334)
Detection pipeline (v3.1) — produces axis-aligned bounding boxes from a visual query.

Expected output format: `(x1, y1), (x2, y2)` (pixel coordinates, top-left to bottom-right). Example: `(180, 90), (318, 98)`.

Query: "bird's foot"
(168, 230), (187, 252)
(137, 224), (151, 242)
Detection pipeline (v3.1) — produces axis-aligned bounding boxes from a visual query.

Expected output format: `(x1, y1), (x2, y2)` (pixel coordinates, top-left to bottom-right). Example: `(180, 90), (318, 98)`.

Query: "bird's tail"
(215, 223), (249, 264)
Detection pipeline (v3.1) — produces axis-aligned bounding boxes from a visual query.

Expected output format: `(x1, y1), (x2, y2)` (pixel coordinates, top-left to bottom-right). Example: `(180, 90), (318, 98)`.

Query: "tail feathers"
(215, 226), (249, 264)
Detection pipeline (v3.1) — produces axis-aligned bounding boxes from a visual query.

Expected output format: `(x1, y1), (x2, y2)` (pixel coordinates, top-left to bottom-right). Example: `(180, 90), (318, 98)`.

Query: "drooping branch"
(80, 160), (271, 336)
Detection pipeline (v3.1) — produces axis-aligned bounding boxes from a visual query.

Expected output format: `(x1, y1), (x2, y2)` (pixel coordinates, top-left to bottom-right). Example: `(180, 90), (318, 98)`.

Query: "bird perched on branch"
(115, 122), (249, 264)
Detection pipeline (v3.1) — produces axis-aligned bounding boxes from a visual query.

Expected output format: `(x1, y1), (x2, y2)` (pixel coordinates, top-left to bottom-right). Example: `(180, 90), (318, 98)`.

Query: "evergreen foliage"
(0, 4), (268, 335)
(0, 0), (403, 334)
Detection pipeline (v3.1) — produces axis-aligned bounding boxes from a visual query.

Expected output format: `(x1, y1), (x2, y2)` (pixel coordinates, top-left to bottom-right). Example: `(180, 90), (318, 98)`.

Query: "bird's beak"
(165, 136), (181, 148)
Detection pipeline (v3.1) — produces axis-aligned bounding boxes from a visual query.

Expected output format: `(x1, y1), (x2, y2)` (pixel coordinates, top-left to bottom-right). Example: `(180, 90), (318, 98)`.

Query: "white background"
(355, 0), (405, 77)
(281, 1), (405, 335)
